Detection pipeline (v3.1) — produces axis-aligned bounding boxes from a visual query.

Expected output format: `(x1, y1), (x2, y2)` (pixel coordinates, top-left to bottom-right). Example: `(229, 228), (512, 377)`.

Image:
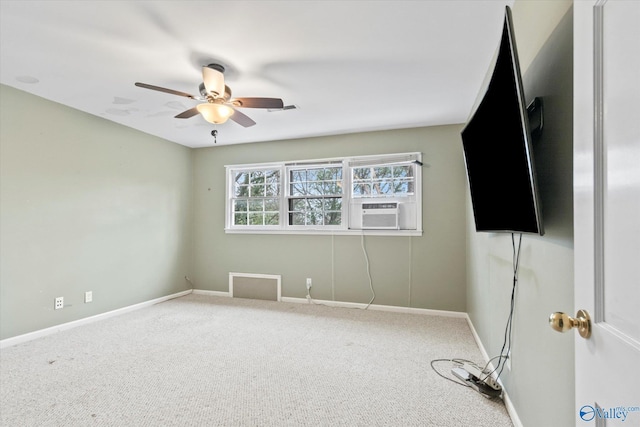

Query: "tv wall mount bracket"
(526, 97), (544, 136)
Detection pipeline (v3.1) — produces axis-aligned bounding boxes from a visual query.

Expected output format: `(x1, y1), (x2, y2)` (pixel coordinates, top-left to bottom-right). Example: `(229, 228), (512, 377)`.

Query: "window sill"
(224, 228), (423, 237)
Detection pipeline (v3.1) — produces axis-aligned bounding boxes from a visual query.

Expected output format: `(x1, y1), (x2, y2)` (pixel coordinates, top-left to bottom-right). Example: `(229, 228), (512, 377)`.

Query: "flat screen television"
(461, 6), (544, 235)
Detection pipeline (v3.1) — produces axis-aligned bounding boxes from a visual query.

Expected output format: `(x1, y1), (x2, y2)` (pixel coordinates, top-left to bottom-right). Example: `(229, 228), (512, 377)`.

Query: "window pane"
(235, 172), (249, 184)
(290, 181), (306, 196)
(324, 198), (342, 210)
(235, 185), (249, 197)
(250, 171), (264, 184)
(234, 199), (247, 211)
(291, 212), (305, 225)
(321, 169), (334, 180)
(323, 182), (341, 195)
(373, 167), (392, 179)
(353, 167), (370, 180)
(306, 211), (323, 225)
(324, 212), (341, 225)
(307, 181), (323, 196)
(373, 181), (392, 195)
(249, 200), (263, 211)
(329, 167), (342, 180)
(249, 213), (263, 225)
(265, 183), (279, 197)
(307, 198), (323, 210)
(353, 184), (370, 196)
(394, 181), (409, 194)
(251, 185), (265, 197)
(265, 198), (279, 211)
(234, 213), (247, 225)
(290, 199), (306, 211)
(306, 169), (319, 181)
(393, 166), (411, 178)
(265, 213), (279, 225)
(291, 170), (305, 182)
(265, 170), (280, 184)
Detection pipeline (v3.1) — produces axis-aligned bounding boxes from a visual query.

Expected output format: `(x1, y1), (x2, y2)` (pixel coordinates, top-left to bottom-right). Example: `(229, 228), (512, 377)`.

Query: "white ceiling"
(0, 0), (512, 148)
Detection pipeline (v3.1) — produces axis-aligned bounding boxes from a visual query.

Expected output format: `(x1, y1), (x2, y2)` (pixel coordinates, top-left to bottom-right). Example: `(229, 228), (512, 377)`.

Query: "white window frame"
(227, 164), (283, 230)
(225, 152), (422, 236)
(285, 162), (345, 231)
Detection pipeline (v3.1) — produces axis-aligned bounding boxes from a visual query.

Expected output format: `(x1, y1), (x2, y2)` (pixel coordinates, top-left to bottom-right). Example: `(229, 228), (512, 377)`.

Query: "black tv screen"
(461, 6), (544, 235)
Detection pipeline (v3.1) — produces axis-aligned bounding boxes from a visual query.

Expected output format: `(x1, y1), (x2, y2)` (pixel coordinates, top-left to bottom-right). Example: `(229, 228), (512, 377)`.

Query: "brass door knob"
(549, 309), (592, 339)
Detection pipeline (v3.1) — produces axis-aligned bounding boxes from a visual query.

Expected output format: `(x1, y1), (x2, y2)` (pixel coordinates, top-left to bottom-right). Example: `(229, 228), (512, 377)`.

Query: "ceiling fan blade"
(230, 97), (284, 109)
(135, 82), (197, 99)
(229, 109), (256, 127)
(174, 107), (200, 119)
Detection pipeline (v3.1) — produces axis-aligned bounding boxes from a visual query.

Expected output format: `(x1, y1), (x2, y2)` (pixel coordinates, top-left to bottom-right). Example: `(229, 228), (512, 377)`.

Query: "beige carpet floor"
(0, 294), (512, 426)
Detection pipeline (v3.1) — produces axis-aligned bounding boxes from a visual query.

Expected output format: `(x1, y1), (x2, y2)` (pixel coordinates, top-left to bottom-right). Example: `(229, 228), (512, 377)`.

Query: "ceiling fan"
(135, 64), (284, 127)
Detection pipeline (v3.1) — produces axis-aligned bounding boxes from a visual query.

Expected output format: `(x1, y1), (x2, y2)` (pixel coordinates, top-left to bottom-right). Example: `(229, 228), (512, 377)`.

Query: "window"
(226, 152), (422, 235)
(231, 168), (280, 227)
(352, 164), (415, 198)
(288, 165), (343, 227)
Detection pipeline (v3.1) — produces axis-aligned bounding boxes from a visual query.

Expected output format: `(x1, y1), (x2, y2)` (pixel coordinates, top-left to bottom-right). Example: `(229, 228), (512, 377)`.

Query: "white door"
(573, 0), (640, 425)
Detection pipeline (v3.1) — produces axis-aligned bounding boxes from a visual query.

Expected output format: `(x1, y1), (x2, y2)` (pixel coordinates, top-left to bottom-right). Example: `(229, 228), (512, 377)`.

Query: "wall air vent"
(229, 273), (282, 301)
(268, 104), (298, 112)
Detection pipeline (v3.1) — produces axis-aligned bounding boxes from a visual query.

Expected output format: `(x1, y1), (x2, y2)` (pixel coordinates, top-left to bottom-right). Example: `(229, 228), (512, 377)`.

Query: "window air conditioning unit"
(361, 202), (399, 229)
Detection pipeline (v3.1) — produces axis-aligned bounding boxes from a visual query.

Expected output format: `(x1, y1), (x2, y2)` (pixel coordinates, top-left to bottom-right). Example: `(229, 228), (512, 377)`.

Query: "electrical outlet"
(85, 291), (93, 303)
(54, 297), (64, 310)
(306, 278), (312, 289)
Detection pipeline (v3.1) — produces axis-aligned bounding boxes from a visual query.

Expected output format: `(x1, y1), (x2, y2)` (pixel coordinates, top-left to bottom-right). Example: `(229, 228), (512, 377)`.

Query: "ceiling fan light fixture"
(197, 103), (234, 124)
(202, 65), (225, 98)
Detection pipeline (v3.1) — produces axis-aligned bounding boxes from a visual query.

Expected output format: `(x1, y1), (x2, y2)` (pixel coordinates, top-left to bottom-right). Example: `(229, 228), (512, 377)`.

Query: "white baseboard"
(191, 289), (231, 297)
(190, 290), (465, 318)
(465, 315), (523, 427)
(280, 296), (467, 318)
(0, 290), (192, 349)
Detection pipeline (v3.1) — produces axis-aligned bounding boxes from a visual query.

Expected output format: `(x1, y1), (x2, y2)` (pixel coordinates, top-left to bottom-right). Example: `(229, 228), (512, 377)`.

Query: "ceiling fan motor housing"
(206, 63), (225, 73)
(202, 64), (226, 98)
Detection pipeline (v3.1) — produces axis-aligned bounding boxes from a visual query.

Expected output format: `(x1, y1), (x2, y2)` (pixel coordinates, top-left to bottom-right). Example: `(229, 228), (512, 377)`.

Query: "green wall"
(0, 85), (194, 339)
(192, 125), (468, 310)
(1, 84), (469, 341)
(466, 2), (574, 426)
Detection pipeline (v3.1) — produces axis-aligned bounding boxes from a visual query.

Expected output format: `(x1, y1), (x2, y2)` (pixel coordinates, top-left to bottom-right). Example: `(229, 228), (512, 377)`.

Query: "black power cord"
(431, 233), (523, 395)
(481, 233), (522, 382)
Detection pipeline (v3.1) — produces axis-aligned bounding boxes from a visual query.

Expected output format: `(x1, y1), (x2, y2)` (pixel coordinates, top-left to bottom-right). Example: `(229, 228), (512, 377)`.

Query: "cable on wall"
(408, 236), (413, 307)
(331, 232), (336, 301)
(361, 233), (376, 309)
(475, 232), (522, 385)
(306, 232), (376, 311)
(430, 233), (523, 397)
(184, 276), (195, 289)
